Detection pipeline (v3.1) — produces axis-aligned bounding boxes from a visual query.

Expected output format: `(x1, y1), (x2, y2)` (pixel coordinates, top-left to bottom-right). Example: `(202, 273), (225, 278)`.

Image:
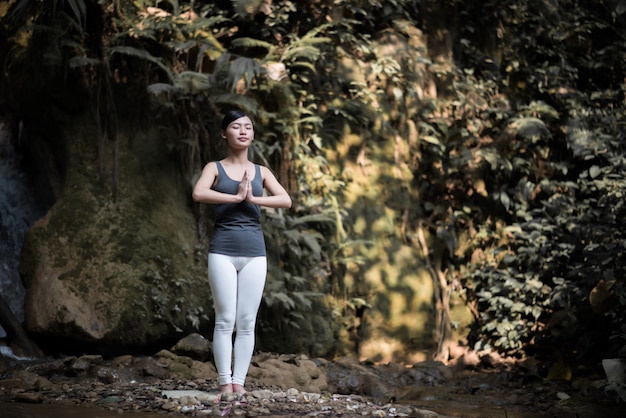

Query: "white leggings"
(207, 253), (267, 386)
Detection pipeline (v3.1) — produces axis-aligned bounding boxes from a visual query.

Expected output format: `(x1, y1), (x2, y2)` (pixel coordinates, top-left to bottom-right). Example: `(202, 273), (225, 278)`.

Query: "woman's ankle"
(220, 383), (233, 393)
(232, 384), (246, 394)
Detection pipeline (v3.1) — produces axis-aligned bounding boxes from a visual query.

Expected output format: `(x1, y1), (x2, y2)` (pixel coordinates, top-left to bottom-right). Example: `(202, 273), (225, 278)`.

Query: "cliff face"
(19, 116), (210, 350)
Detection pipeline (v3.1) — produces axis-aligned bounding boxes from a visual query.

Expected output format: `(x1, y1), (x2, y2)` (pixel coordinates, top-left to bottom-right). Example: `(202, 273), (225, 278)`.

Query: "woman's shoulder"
(207, 160), (225, 169)
(256, 164), (270, 174)
(201, 161), (220, 174)
(257, 164), (279, 180)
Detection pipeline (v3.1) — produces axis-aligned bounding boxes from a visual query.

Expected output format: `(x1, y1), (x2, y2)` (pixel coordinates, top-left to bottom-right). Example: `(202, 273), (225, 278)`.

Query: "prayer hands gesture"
(237, 170), (254, 203)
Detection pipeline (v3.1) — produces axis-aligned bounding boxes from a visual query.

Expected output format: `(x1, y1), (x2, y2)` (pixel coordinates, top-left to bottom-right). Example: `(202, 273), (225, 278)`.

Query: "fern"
(147, 82), (176, 95)
(227, 56), (264, 92)
(211, 93), (260, 115)
(231, 37), (275, 52)
(109, 45), (174, 82)
(282, 45), (325, 63)
(173, 71), (212, 94)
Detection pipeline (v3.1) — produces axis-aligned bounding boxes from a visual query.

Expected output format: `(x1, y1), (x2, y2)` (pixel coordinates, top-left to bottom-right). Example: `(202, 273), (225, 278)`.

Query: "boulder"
(171, 332), (212, 361)
(19, 120), (211, 350)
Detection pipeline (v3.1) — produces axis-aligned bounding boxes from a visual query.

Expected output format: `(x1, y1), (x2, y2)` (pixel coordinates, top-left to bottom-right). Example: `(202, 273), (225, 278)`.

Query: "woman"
(192, 110), (292, 396)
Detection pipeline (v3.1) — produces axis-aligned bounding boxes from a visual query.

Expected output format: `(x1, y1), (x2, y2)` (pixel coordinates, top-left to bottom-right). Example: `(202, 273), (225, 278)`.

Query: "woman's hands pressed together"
(236, 170), (255, 204)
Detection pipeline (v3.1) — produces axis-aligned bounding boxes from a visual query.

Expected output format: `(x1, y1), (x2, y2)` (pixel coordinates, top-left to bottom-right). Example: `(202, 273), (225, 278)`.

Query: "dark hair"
(221, 110), (250, 130)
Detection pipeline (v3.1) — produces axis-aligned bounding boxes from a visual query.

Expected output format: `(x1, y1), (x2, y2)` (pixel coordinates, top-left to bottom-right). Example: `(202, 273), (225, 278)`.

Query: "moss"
(19, 116), (213, 349)
(58, 264), (84, 282)
(116, 233), (139, 263)
(166, 362), (193, 379)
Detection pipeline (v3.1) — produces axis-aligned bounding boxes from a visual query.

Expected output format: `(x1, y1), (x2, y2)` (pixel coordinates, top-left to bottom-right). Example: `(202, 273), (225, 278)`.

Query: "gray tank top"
(209, 162), (266, 257)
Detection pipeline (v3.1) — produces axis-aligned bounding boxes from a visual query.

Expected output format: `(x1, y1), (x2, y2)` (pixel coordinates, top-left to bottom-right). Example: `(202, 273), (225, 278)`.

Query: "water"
(2, 403), (170, 418)
(0, 120), (47, 337)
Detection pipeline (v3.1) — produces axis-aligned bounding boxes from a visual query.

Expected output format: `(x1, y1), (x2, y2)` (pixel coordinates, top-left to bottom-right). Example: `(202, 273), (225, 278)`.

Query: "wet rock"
(162, 389), (218, 404)
(248, 354), (327, 393)
(93, 364), (132, 384)
(71, 354), (103, 373)
(171, 333), (212, 361)
(112, 354), (133, 367)
(133, 354), (170, 379)
(326, 357), (420, 401)
(154, 349), (217, 380)
(7, 370), (46, 389)
(13, 391), (43, 403)
(326, 357), (370, 394)
(410, 360), (453, 383)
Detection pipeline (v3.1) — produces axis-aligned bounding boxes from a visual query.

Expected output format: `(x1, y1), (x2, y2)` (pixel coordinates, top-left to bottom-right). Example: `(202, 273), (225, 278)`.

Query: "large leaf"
(109, 46), (174, 81)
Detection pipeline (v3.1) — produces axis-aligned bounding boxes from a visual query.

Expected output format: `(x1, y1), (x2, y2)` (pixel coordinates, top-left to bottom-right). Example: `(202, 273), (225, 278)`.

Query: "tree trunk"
(416, 223), (453, 362)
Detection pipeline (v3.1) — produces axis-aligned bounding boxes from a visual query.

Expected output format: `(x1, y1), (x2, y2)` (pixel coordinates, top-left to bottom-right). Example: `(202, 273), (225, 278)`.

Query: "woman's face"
(223, 116), (254, 147)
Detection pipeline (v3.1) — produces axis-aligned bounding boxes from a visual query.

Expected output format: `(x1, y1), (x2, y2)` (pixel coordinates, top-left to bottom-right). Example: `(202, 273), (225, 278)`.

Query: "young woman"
(192, 110), (292, 396)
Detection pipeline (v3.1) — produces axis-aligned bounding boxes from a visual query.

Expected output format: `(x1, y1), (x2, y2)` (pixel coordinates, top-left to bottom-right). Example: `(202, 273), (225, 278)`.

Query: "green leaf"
(109, 46), (174, 81)
(421, 135), (441, 145)
(302, 232), (322, 254)
(231, 37), (274, 51)
(509, 117), (549, 140)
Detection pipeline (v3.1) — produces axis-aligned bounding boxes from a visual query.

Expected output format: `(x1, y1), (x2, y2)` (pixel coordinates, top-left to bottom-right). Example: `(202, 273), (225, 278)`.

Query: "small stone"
(300, 392), (321, 402)
(250, 389), (273, 399)
(180, 395), (201, 406)
(221, 392), (238, 402)
(71, 355), (103, 372)
(181, 405), (197, 413)
(557, 391), (571, 400)
(161, 400), (180, 411)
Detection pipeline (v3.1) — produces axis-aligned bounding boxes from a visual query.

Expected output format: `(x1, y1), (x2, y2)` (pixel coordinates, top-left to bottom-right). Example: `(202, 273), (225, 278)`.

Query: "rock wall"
(19, 114), (210, 350)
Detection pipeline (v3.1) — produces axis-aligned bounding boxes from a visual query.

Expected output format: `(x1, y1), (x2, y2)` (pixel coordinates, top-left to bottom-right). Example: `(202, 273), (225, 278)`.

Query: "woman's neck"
(224, 150), (250, 166)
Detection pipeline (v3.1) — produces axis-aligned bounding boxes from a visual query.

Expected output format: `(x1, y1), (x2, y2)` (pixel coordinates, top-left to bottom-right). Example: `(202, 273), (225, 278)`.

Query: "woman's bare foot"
(232, 384), (246, 394)
(220, 383), (234, 394)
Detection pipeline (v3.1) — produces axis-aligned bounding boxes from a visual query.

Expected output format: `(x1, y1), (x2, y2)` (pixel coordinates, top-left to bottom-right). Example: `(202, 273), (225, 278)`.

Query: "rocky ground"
(0, 334), (624, 417)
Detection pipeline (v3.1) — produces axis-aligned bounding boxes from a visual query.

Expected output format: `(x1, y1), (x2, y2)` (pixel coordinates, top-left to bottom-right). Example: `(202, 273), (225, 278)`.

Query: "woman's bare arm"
(246, 166), (292, 208)
(192, 162), (247, 204)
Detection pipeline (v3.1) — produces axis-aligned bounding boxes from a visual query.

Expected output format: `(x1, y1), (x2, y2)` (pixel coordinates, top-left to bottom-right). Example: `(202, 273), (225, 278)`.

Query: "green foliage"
(412, 0), (626, 363)
(5, 0), (626, 365)
(108, 0), (356, 349)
